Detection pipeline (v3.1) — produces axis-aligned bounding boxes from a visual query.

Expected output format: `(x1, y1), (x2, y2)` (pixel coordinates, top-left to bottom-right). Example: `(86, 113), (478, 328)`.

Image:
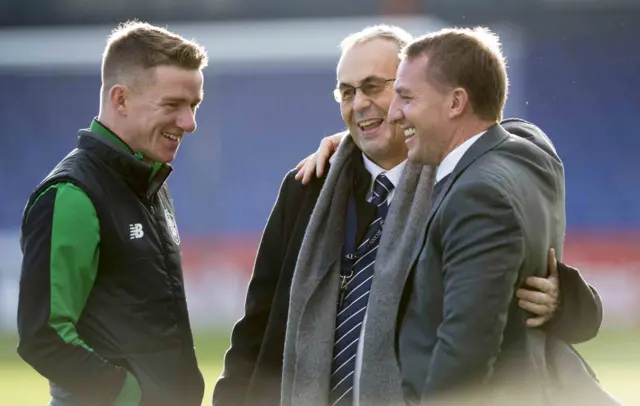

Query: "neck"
(97, 110), (135, 151)
(440, 118), (495, 164)
(365, 144), (408, 170)
(366, 154), (406, 170)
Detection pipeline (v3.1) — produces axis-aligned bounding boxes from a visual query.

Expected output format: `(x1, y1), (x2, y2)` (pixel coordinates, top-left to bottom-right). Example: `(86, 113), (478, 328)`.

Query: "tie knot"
(371, 173), (394, 206)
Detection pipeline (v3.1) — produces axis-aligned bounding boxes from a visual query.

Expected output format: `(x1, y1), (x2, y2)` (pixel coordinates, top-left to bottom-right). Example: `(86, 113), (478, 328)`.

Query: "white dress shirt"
(362, 154), (406, 203)
(435, 131), (486, 183)
(353, 153), (406, 405)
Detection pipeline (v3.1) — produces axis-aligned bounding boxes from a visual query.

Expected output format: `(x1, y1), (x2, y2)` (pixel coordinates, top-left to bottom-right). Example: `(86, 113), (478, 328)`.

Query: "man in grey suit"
(384, 27), (615, 405)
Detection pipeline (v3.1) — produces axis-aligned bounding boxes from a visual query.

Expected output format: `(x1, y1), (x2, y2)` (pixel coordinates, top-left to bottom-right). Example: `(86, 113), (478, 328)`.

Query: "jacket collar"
(78, 120), (172, 199)
(425, 123), (510, 231)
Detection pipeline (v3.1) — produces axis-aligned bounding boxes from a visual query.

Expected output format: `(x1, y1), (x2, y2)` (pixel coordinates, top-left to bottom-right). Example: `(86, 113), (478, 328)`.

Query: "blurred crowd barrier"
(2, 231), (640, 332)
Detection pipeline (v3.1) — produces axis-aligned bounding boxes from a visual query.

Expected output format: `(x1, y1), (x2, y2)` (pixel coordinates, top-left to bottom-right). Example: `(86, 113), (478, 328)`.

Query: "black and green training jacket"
(17, 119), (204, 406)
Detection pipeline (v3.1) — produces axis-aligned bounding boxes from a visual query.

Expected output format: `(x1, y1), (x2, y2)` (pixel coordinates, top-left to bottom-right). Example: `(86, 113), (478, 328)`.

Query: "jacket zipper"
(147, 194), (180, 329)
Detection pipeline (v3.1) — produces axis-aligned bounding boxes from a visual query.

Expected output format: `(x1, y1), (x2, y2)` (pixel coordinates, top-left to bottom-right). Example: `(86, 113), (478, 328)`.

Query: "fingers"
(298, 131), (345, 184)
(526, 316), (546, 328)
(299, 155), (317, 185)
(518, 299), (549, 317)
(328, 132), (347, 149)
(547, 248), (558, 278)
(315, 138), (337, 179)
(295, 156), (308, 171)
(294, 155), (313, 180)
(316, 154), (326, 179)
(318, 132), (345, 177)
(515, 288), (554, 306)
(519, 269), (559, 324)
(296, 132), (346, 184)
(295, 140), (332, 185)
(523, 276), (555, 294)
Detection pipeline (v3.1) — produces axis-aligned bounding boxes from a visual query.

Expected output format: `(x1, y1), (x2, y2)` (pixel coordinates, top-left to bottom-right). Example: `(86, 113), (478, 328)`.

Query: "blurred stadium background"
(0, 0), (639, 404)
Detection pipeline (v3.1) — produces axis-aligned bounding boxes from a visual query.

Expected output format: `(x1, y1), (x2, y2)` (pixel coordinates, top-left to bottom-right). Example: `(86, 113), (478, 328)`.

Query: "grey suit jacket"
(398, 122), (567, 405)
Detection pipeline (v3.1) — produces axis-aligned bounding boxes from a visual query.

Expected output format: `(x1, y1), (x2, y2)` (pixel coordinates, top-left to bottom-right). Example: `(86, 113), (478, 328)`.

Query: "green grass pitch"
(1, 329), (637, 405)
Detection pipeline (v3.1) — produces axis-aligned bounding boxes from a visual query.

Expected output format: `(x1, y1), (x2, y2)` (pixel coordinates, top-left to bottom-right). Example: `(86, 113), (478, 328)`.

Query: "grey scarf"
(281, 135), (436, 406)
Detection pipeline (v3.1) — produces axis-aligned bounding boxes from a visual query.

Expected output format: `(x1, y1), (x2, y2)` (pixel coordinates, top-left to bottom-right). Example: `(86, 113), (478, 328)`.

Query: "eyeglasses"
(333, 77), (395, 103)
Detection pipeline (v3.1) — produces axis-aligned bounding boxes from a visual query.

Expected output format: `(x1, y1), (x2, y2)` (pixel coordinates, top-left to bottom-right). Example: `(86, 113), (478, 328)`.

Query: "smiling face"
(389, 53), (454, 166)
(389, 27), (509, 165)
(116, 65), (204, 163)
(336, 38), (408, 169)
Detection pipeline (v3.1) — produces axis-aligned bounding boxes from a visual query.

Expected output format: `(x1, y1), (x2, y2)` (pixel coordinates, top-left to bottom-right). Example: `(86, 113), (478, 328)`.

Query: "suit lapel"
(424, 124), (511, 233)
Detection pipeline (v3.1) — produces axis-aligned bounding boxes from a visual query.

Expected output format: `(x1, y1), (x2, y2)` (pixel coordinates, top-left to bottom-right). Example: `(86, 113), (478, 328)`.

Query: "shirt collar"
(362, 153), (406, 190)
(90, 118), (134, 154)
(436, 130), (486, 183)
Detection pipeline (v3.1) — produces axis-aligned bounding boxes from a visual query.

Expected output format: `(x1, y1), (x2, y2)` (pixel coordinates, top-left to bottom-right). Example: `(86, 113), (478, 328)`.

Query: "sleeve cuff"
(112, 371), (142, 406)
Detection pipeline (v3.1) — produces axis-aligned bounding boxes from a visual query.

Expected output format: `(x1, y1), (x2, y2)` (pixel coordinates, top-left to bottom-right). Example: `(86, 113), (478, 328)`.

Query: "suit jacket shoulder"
(474, 134), (561, 192)
(278, 168), (326, 240)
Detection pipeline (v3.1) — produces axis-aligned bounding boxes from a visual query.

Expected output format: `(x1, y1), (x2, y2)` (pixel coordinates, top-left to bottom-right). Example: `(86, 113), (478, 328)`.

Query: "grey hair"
(339, 24), (413, 55)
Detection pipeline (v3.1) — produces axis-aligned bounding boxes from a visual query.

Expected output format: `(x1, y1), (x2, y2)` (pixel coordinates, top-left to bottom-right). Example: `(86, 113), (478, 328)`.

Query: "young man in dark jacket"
(18, 21), (208, 406)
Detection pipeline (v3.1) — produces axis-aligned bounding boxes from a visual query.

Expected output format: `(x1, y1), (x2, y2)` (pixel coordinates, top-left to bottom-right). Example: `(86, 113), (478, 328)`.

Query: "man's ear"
(448, 87), (469, 119)
(108, 84), (130, 116)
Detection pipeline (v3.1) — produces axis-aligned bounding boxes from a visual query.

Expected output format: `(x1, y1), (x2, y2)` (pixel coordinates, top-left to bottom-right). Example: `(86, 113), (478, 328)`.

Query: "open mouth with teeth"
(162, 132), (181, 142)
(358, 118), (384, 133)
(404, 127), (416, 139)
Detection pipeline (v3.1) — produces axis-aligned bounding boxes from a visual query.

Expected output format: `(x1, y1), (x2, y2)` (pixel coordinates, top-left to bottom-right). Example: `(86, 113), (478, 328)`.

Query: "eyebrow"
(394, 85), (409, 95)
(162, 96), (202, 105)
(337, 75), (386, 88)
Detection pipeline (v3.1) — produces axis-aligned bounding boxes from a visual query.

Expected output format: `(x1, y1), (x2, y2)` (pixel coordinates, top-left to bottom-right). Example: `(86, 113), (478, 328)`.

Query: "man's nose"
(178, 108), (197, 133)
(352, 88), (372, 112)
(388, 95), (403, 125)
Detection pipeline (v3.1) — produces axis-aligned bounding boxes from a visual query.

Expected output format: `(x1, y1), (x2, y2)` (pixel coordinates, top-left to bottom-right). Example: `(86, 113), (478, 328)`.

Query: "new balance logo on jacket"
(129, 223), (144, 239)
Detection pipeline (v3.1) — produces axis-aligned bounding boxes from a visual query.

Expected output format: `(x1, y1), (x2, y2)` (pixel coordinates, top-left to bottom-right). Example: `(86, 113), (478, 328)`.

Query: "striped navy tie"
(329, 173), (395, 406)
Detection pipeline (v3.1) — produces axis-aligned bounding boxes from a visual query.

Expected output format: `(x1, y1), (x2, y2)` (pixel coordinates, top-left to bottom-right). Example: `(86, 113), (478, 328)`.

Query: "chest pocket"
(96, 189), (183, 299)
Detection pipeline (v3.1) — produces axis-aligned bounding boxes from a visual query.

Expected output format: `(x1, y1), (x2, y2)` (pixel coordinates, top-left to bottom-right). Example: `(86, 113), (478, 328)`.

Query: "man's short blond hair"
(401, 26), (508, 122)
(102, 20), (208, 91)
(340, 24), (413, 56)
